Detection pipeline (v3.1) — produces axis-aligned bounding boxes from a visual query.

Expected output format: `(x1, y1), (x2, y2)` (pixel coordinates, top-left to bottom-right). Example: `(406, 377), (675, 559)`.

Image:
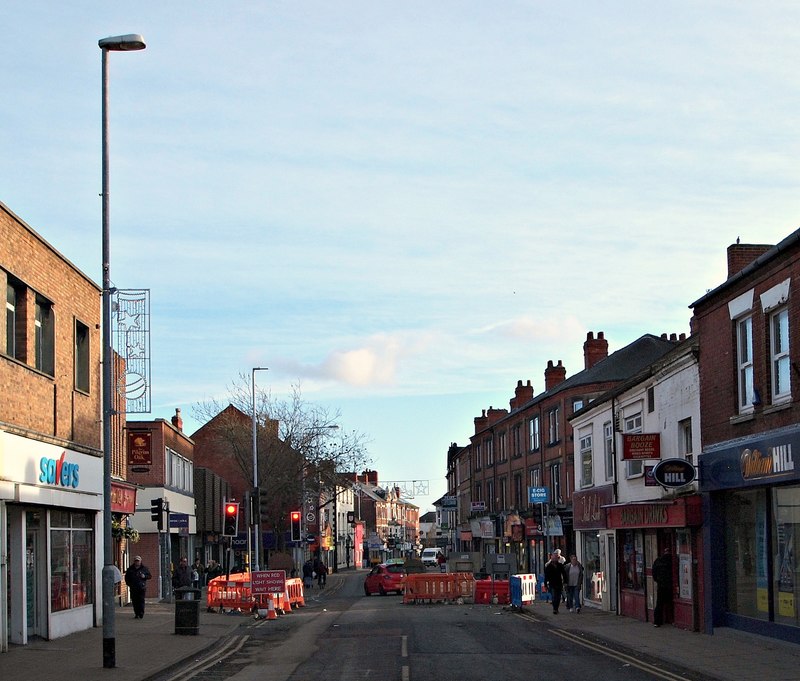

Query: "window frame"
(770, 306), (791, 403)
(529, 416), (540, 452)
(548, 407), (560, 445)
(624, 412), (644, 478)
(579, 430), (593, 488)
(603, 421), (614, 481)
(737, 315), (755, 413)
(75, 319), (90, 393)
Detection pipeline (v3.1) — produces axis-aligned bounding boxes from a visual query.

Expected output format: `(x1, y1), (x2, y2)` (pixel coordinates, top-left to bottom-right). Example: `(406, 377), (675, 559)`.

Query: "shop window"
(724, 489), (768, 621)
(622, 529), (644, 590)
(582, 533), (603, 603)
(50, 511), (94, 612)
(773, 486), (800, 627)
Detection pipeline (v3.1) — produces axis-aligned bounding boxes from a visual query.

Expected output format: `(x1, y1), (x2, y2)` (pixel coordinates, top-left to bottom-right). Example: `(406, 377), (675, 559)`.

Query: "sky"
(4, 2), (800, 513)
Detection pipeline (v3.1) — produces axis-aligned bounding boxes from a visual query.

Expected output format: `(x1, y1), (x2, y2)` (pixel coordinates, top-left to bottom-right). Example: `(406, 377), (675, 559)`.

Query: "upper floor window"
(512, 424), (522, 458)
(166, 447), (193, 494)
(6, 279), (24, 360)
(498, 431), (507, 462)
(529, 416), (540, 451)
(678, 417), (693, 465)
(604, 421), (614, 481)
(75, 320), (90, 393)
(771, 307), (790, 403)
(513, 473), (523, 509)
(579, 431), (593, 487)
(572, 398), (584, 413)
(474, 443), (482, 470)
(624, 412), (643, 478)
(737, 315), (755, 413)
(35, 297), (55, 376)
(548, 407), (560, 445)
(485, 438), (494, 466)
(647, 386), (655, 413)
(486, 480), (495, 512)
(550, 462), (563, 505)
(474, 482), (482, 503)
(499, 477), (508, 510)
(529, 467), (540, 492)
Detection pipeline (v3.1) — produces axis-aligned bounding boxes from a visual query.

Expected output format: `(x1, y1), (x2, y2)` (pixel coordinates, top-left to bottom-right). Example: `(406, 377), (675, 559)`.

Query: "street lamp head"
(99, 34), (146, 51)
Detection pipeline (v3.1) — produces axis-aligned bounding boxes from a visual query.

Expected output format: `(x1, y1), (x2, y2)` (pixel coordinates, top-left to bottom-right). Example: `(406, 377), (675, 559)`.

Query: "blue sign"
(169, 512), (189, 528)
(528, 486), (548, 504)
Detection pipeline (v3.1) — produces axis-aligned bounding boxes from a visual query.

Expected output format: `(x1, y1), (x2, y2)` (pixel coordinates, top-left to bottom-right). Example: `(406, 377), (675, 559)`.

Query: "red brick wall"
(0, 204), (101, 450)
(694, 244), (800, 446)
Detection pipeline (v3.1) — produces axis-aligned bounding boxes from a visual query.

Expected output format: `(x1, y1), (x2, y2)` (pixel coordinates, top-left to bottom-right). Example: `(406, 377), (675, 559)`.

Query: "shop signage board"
(652, 458), (696, 488)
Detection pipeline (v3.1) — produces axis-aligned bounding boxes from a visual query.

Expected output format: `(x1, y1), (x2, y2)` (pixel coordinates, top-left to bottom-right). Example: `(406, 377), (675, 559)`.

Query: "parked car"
(363, 563), (406, 596)
(421, 548), (443, 568)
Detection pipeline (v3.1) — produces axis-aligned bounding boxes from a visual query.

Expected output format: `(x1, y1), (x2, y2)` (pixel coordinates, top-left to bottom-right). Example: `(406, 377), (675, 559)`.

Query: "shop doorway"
(25, 511), (45, 639)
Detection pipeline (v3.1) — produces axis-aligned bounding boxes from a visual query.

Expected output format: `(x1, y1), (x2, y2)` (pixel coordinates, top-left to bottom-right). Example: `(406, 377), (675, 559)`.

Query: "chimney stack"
(510, 379), (534, 410)
(727, 242), (772, 278)
(171, 408), (183, 432)
(583, 331), (609, 370)
(544, 360), (567, 391)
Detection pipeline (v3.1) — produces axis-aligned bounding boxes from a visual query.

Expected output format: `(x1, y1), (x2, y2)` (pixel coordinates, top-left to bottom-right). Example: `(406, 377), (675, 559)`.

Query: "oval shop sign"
(652, 458), (695, 488)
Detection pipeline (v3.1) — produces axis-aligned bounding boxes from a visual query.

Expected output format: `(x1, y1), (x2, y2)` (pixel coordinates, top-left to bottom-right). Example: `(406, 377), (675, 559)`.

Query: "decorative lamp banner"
(622, 433), (661, 460)
(127, 431), (152, 466)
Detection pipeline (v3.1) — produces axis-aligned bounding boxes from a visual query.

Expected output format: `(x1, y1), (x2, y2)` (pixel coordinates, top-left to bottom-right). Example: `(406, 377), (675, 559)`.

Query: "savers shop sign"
(39, 451), (80, 489)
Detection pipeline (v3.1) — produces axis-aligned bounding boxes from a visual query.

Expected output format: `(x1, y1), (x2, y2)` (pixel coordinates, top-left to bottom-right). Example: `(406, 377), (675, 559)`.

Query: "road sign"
(528, 486), (548, 504)
(251, 569), (286, 595)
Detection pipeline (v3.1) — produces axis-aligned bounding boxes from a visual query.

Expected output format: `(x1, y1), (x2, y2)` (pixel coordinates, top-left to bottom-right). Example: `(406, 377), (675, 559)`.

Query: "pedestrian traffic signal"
(223, 502), (240, 536)
(150, 498), (164, 531)
(290, 510), (301, 542)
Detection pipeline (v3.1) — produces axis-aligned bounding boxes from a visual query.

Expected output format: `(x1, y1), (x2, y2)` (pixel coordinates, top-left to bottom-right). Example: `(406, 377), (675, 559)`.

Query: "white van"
(421, 548), (442, 567)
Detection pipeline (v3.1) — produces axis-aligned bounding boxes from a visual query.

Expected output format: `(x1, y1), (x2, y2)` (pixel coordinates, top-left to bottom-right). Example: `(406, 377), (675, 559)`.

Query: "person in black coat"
(652, 547), (674, 627)
(544, 551), (567, 614)
(124, 556), (152, 619)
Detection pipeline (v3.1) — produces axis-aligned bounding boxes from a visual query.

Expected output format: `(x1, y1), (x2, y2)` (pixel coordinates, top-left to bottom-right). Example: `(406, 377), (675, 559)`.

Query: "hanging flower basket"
(112, 519), (140, 543)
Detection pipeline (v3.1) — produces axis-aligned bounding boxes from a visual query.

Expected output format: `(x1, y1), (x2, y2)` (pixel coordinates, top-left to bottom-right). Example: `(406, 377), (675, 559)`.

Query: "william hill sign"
(652, 458), (696, 488)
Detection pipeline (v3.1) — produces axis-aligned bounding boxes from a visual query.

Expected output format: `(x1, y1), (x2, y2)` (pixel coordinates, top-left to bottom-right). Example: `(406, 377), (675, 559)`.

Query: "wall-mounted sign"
(127, 431), (152, 466)
(652, 458), (696, 488)
(39, 451), (80, 489)
(470, 501), (486, 512)
(622, 433), (661, 460)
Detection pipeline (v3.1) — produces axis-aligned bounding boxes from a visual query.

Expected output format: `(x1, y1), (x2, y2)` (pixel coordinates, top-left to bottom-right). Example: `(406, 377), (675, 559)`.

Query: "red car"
(363, 563), (406, 596)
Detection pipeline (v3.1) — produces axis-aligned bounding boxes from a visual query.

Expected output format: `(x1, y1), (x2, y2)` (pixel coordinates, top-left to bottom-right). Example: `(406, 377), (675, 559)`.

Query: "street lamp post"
(251, 367), (268, 571)
(99, 32), (146, 669)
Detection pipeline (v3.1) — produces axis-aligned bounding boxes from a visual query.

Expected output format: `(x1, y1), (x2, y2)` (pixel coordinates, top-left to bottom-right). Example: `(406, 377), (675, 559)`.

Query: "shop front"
(702, 426), (800, 643)
(573, 485), (613, 610)
(1, 431), (103, 647)
(606, 495), (703, 631)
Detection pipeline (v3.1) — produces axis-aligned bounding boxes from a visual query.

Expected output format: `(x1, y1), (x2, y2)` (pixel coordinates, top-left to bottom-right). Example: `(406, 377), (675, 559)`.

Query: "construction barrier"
(474, 578), (510, 605)
(403, 572), (475, 604)
(538, 578), (552, 602)
(206, 573), (303, 617)
(510, 574), (537, 608)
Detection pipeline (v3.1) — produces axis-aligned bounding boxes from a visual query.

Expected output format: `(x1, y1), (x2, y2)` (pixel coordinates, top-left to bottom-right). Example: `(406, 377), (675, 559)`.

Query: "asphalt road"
(150, 570), (713, 681)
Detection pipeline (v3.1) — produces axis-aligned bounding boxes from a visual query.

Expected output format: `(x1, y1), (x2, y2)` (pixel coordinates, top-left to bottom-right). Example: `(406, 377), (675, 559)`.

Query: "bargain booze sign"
(622, 433), (661, 460)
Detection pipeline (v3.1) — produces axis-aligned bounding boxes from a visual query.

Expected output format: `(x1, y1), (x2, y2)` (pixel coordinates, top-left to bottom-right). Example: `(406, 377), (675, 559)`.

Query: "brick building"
(692, 234), (800, 643)
(0, 201), (108, 647)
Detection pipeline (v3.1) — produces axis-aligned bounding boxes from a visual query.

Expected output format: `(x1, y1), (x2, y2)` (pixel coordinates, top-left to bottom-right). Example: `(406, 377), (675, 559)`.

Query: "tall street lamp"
(99, 32), (145, 669)
(251, 367), (268, 571)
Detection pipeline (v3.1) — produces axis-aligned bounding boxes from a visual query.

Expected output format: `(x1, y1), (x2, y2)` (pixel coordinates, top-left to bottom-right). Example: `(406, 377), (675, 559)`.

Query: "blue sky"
(4, 2), (800, 512)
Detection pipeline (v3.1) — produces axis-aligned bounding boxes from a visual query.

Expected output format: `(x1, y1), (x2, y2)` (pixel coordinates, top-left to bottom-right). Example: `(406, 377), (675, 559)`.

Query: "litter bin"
(174, 587), (201, 635)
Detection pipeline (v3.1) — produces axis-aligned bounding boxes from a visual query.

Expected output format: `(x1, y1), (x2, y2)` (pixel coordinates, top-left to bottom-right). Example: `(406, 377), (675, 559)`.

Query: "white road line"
(401, 635), (408, 657)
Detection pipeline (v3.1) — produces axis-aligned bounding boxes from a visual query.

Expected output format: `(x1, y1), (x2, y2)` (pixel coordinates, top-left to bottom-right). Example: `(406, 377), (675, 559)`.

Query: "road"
(154, 571), (714, 681)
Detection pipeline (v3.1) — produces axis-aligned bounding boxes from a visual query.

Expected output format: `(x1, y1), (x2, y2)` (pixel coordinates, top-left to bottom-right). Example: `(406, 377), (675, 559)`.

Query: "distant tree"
(193, 379), (371, 550)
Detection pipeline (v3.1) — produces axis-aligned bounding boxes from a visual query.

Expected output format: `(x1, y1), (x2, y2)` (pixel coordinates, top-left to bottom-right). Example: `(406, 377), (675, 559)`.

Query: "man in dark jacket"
(172, 556), (193, 595)
(124, 556), (152, 619)
(544, 551), (566, 614)
(652, 547), (673, 627)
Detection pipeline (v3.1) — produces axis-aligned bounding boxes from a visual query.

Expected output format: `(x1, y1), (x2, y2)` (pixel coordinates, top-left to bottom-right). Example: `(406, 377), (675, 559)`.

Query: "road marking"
(402, 665), (409, 681)
(549, 629), (699, 681)
(401, 635), (408, 657)
(161, 634), (249, 681)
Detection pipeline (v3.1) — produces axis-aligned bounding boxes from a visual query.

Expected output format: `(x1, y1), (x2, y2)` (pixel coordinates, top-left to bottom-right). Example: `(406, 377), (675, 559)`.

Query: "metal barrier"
(510, 574), (537, 608)
(206, 573), (303, 616)
(403, 572), (475, 604)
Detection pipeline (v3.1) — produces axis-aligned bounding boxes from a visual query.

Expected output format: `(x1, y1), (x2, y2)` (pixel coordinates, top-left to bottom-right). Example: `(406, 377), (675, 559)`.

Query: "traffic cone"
(267, 596), (277, 620)
(283, 590), (292, 613)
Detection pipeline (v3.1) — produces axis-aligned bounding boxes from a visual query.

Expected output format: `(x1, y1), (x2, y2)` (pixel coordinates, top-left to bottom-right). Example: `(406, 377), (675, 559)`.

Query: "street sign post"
(251, 569), (286, 595)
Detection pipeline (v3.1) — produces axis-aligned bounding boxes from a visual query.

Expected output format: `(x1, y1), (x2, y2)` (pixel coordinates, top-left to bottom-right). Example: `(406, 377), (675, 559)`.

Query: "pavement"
(1, 572), (800, 681)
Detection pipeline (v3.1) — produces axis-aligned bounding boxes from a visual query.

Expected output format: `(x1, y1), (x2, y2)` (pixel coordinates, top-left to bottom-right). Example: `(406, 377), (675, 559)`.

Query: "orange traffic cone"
(267, 596), (278, 620)
(283, 590), (292, 613)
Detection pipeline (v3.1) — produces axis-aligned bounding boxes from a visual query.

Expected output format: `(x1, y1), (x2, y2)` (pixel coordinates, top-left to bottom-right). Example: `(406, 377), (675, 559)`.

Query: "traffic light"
(290, 510), (302, 542)
(258, 487), (269, 522)
(223, 502), (240, 536)
(150, 498), (164, 531)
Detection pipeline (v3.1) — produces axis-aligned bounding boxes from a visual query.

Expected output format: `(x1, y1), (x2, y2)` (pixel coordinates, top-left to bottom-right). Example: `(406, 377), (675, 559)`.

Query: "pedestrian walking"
(564, 554), (584, 612)
(544, 551), (566, 614)
(303, 559), (314, 589)
(172, 556), (193, 592)
(124, 556), (152, 619)
(652, 547), (674, 627)
(192, 558), (204, 588)
(314, 557), (328, 588)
